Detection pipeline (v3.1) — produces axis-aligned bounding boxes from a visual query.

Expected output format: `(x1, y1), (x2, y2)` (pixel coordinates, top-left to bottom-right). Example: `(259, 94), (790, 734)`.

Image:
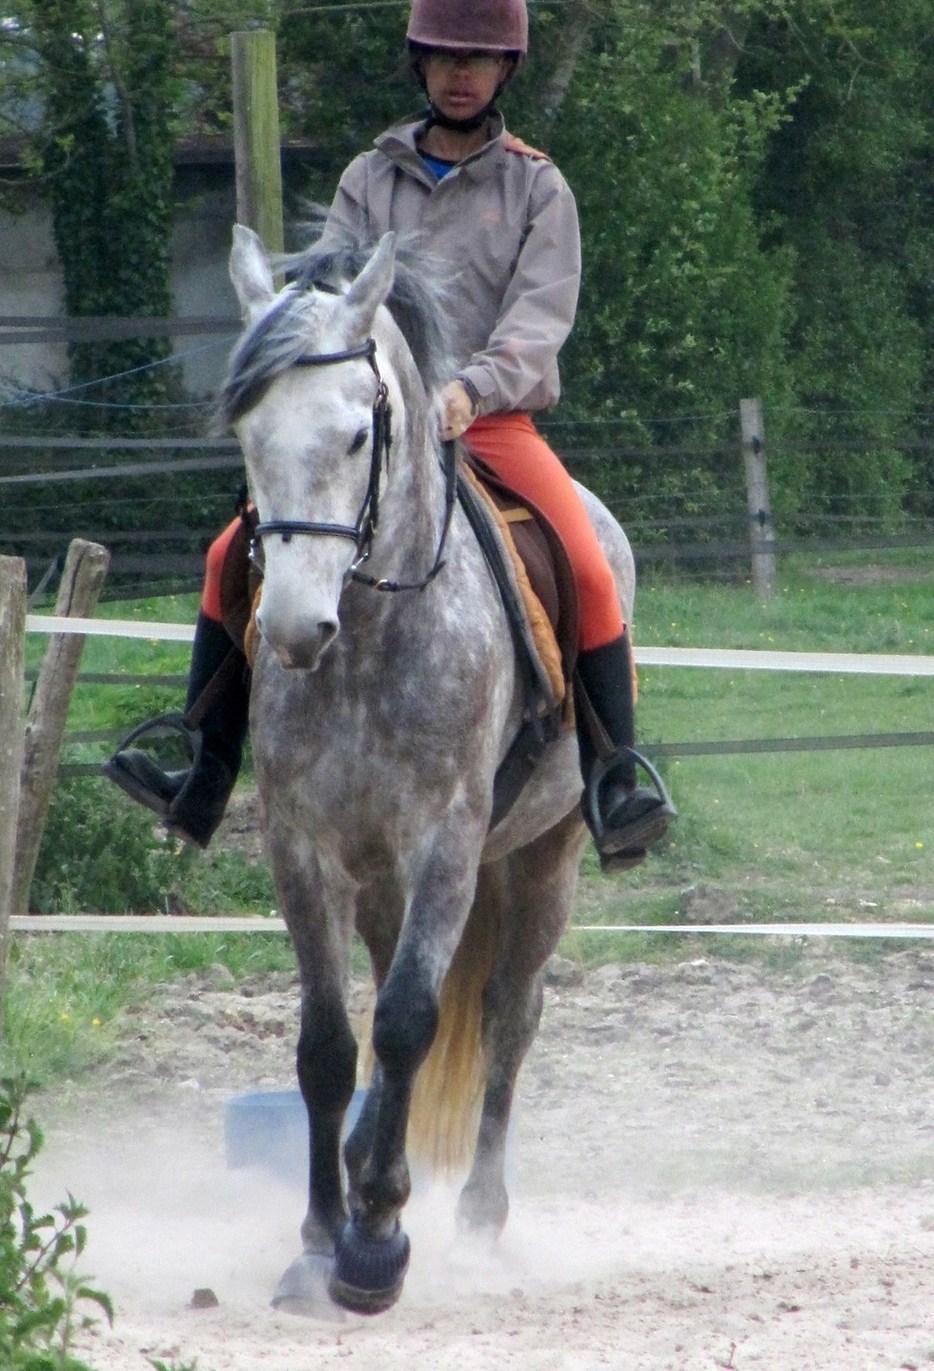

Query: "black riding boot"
(575, 632), (676, 872)
(102, 613), (250, 848)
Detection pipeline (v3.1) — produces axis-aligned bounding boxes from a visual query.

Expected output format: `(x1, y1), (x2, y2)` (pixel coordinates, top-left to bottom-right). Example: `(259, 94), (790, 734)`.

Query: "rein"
(251, 338), (456, 594)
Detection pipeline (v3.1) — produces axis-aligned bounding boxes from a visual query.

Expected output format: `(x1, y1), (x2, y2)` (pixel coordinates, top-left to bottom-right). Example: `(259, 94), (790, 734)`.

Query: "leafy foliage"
(1, 0), (934, 520)
(0, 1078), (112, 1371)
(29, 778), (198, 915)
(10, 0), (180, 419)
(542, 11), (795, 427)
(729, 3), (932, 506)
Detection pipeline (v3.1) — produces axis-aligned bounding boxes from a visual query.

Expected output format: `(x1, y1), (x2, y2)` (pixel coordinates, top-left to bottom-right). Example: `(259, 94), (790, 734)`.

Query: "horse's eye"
(348, 427), (368, 455)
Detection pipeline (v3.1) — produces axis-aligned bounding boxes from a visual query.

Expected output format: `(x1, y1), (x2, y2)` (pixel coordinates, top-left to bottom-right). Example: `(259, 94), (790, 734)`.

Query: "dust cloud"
(26, 952), (934, 1369)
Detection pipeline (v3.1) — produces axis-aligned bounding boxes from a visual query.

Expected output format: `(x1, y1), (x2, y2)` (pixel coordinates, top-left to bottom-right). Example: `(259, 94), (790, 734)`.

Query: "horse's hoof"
(456, 1177), (509, 1237)
(329, 1219), (410, 1315)
(271, 1251), (344, 1320)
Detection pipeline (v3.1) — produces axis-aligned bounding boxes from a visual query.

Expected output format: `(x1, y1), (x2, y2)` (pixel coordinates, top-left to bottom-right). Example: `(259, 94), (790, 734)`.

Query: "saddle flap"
(460, 454), (579, 710)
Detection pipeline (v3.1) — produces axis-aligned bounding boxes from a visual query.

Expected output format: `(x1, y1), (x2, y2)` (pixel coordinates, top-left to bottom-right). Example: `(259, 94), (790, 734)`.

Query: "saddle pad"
(459, 458), (578, 713)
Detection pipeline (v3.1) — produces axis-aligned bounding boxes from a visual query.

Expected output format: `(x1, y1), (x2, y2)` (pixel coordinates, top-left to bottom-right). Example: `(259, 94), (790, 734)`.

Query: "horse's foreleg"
(268, 860), (358, 1315)
(458, 811), (586, 1235)
(273, 980), (358, 1316)
(330, 845), (477, 1313)
(328, 943), (437, 1312)
(296, 984), (359, 1249)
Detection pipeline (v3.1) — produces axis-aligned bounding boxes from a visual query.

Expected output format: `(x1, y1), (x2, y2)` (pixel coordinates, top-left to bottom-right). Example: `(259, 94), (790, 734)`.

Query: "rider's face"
(422, 49), (508, 122)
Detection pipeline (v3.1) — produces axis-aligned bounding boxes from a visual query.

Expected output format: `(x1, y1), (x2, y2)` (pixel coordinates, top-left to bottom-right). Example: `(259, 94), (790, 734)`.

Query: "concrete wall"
(1, 201), (68, 390)
(0, 156), (317, 400)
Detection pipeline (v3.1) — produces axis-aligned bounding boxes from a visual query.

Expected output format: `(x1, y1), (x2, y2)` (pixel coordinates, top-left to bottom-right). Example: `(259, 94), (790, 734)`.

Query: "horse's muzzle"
(259, 616), (339, 670)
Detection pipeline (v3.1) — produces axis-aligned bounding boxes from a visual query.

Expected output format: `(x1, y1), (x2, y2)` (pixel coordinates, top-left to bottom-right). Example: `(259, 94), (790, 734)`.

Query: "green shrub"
(0, 1078), (112, 1371)
(30, 779), (196, 915)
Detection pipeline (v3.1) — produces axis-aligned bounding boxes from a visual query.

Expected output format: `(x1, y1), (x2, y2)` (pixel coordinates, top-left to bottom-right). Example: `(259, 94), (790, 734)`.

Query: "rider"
(104, 0), (674, 869)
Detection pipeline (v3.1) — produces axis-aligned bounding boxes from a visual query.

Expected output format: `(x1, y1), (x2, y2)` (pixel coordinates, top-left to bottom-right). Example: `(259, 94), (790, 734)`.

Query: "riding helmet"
(406, 0), (529, 57)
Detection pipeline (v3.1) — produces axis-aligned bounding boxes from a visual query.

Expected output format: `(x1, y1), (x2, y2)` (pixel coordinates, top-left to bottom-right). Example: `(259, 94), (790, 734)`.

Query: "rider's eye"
(349, 427), (368, 455)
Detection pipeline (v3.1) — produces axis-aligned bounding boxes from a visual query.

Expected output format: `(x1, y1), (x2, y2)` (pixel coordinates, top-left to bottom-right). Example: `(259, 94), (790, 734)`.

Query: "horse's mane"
(217, 226), (457, 429)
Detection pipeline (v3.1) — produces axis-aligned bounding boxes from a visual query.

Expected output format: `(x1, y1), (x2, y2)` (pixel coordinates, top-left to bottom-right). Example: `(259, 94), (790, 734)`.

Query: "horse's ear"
(342, 232), (397, 337)
(229, 224), (276, 319)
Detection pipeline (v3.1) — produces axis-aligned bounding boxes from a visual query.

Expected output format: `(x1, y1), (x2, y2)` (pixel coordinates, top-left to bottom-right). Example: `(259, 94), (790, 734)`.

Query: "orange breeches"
(464, 413), (624, 650)
(201, 515), (241, 624)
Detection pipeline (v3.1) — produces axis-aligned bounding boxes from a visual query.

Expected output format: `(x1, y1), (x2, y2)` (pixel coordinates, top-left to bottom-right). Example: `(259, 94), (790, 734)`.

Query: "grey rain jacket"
(325, 111), (581, 417)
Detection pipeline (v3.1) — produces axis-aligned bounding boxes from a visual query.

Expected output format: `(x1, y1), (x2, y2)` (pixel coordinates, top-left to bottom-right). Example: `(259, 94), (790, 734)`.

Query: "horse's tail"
(406, 869), (500, 1174)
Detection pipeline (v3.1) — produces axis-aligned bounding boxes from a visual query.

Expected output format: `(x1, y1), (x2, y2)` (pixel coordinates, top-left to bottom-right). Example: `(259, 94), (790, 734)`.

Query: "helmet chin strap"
(423, 98), (499, 133)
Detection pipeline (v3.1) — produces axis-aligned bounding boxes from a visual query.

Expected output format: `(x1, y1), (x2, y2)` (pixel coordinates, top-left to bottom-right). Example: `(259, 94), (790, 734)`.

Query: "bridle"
(251, 338), (457, 594)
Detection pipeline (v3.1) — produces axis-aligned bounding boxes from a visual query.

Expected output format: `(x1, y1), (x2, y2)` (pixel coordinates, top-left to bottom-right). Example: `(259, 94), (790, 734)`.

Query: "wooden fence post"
(739, 397), (776, 599)
(10, 539), (110, 917)
(0, 556), (27, 985)
(231, 29), (285, 254)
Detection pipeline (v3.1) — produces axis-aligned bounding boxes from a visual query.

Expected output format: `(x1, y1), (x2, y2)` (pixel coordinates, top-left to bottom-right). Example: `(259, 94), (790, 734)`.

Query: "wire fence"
(3, 432), (934, 600)
(4, 313), (934, 598)
(28, 616), (933, 777)
(7, 320), (933, 942)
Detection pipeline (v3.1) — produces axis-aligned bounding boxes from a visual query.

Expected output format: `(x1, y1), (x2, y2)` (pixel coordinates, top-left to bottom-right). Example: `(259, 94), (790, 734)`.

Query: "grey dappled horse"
(223, 226), (636, 1315)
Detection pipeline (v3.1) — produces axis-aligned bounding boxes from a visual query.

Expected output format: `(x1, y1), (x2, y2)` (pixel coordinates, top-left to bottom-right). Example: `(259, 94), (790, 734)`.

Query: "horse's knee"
(372, 973), (438, 1078)
(297, 1015), (358, 1111)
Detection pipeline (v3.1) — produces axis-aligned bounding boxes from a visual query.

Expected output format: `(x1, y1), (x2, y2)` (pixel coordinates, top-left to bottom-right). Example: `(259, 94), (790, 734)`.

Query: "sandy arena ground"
(33, 946), (934, 1371)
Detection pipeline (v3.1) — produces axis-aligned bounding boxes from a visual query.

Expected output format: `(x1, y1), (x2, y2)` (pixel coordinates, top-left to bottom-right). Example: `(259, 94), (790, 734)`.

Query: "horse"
(221, 224), (636, 1315)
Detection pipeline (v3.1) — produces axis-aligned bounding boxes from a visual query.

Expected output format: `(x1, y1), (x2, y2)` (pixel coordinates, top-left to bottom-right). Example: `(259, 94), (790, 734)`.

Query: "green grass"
(0, 932), (297, 1083)
(8, 552), (933, 1083)
(567, 553), (934, 959)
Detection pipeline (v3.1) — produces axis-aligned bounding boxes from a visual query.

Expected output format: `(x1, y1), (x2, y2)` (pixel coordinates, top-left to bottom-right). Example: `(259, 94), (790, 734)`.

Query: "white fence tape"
(637, 646), (934, 676)
(8, 915), (933, 938)
(16, 616), (932, 942)
(22, 615), (934, 675)
(12, 915), (284, 933)
(571, 922), (934, 939)
(26, 615), (196, 642)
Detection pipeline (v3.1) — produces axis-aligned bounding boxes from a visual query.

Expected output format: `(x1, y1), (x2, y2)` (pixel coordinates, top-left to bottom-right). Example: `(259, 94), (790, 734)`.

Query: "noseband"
(252, 337), (456, 593)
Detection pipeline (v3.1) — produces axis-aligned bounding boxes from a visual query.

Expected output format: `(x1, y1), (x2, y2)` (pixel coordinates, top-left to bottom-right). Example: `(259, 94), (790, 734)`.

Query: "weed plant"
(30, 777), (277, 918)
(30, 779), (199, 915)
(0, 1078), (111, 1371)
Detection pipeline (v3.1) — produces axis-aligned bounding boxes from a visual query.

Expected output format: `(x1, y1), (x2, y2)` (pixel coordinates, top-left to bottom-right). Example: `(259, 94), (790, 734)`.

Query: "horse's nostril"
(261, 618), (339, 671)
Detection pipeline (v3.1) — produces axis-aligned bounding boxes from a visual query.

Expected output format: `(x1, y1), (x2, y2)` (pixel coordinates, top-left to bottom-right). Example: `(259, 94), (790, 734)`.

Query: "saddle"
(458, 455), (577, 705)
(455, 455), (579, 826)
(218, 458), (580, 828)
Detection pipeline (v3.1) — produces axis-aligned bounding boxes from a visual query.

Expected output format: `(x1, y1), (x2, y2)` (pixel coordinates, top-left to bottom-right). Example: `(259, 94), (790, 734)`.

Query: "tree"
(732, 1), (934, 514)
(517, 3), (796, 514)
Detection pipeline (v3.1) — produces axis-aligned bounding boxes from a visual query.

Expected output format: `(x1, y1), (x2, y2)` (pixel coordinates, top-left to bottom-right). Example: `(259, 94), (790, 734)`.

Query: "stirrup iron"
(582, 745), (676, 856)
(102, 712), (204, 817)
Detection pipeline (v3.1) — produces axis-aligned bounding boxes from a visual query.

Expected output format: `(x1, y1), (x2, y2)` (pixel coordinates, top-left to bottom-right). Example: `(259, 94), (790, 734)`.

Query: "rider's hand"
(440, 380), (478, 440)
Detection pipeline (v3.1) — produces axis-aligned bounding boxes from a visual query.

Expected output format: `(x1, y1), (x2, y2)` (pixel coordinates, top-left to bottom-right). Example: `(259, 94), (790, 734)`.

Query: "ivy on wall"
(28, 0), (178, 421)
